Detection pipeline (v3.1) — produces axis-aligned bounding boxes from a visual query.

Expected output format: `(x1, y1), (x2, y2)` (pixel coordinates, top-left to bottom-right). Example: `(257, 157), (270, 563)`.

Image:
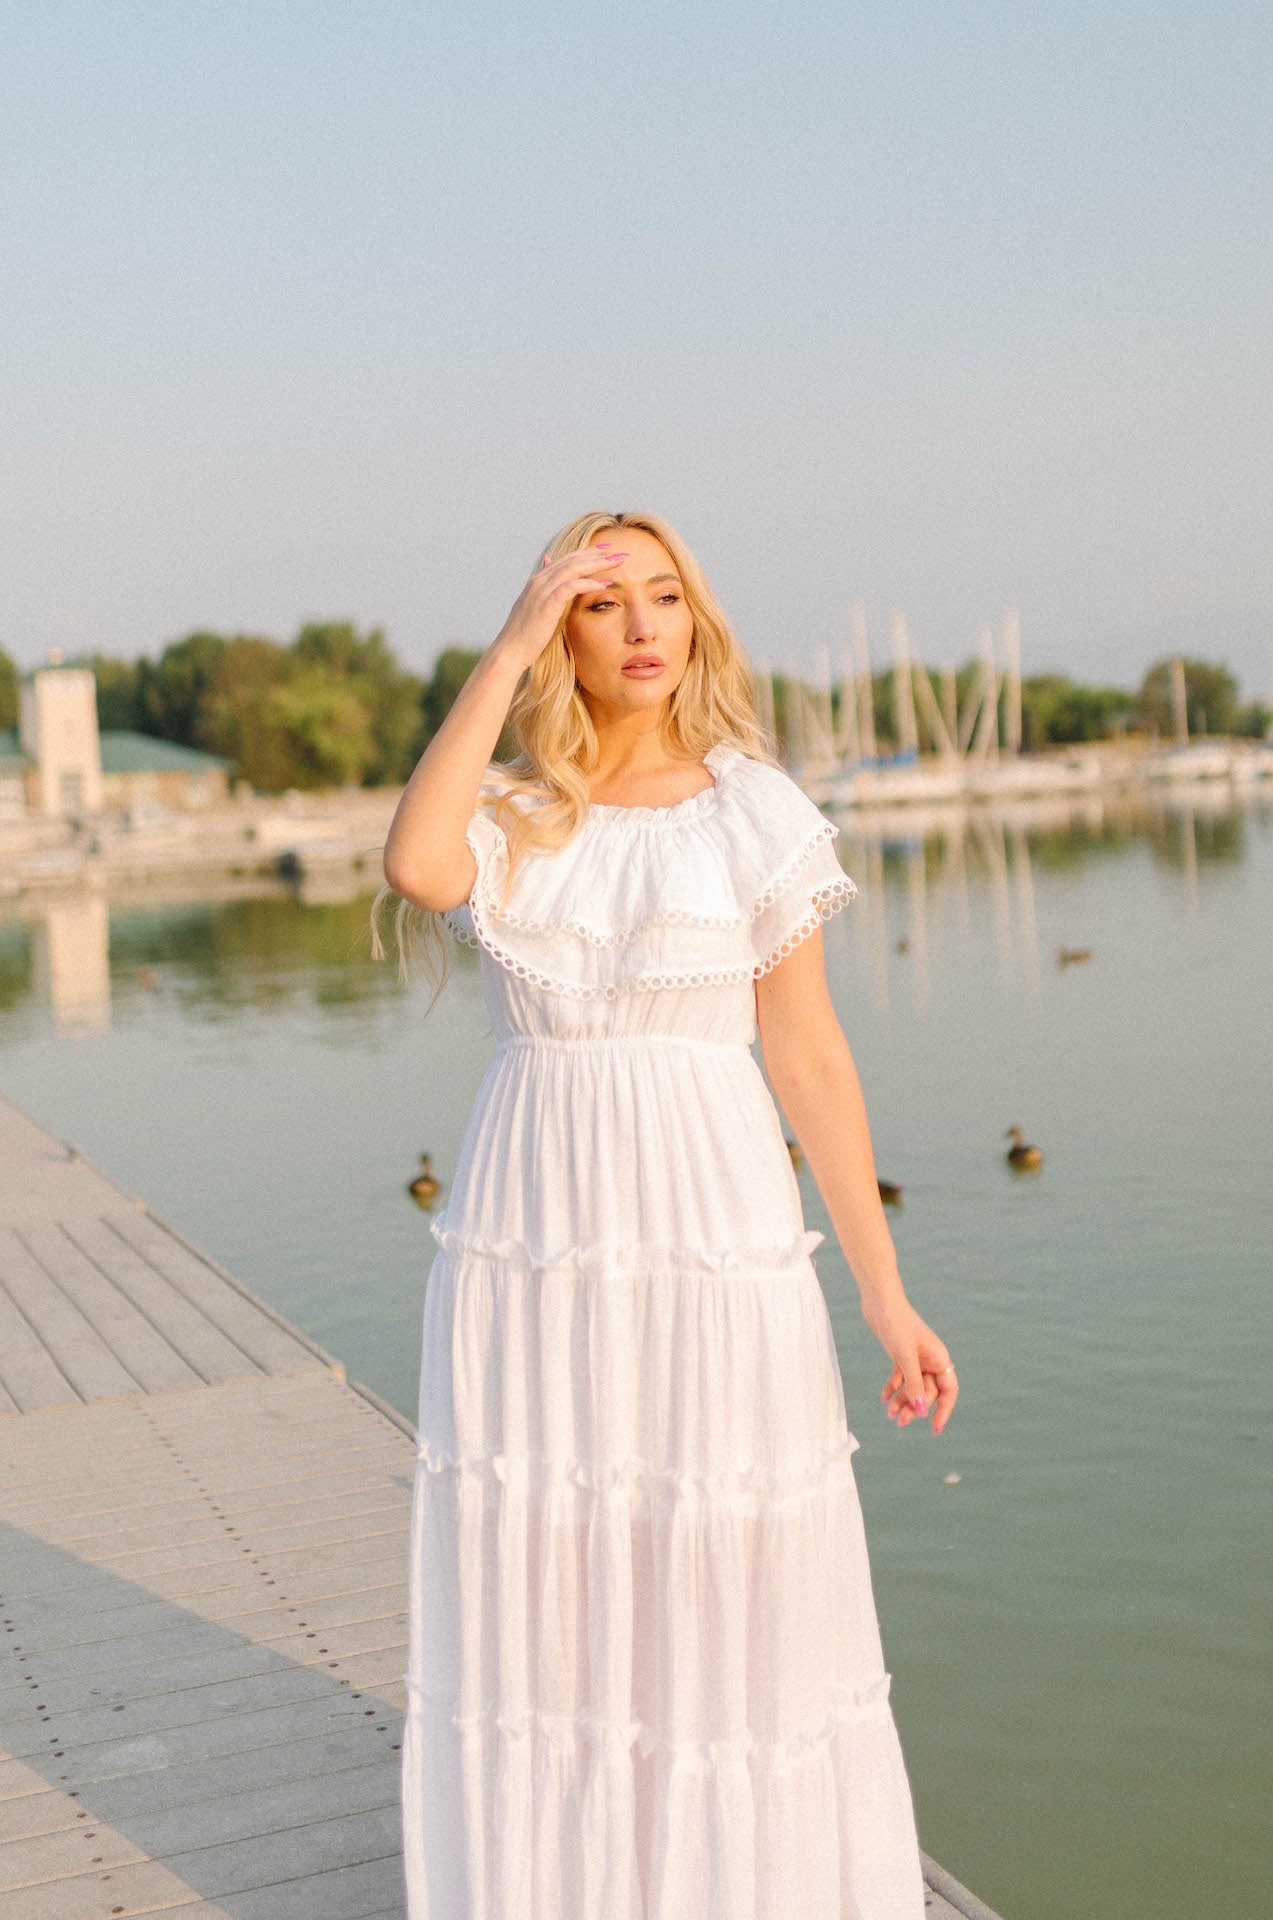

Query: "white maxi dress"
(401, 741), (926, 1920)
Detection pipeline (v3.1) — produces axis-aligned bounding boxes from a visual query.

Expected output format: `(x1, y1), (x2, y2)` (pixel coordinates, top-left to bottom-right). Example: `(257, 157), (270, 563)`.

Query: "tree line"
(780, 656), (1269, 758)
(0, 628), (1266, 792)
(0, 624), (510, 791)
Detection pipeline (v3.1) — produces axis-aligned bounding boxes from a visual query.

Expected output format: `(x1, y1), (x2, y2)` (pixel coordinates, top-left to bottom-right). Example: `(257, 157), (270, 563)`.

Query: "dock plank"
(41, 1689), (391, 1787)
(126, 1854), (404, 1920)
(7, 1454), (409, 1533)
(149, 1802), (402, 1900)
(0, 1283), (79, 1413)
(12, 1609), (408, 1707)
(0, 1758), (60, 1806)
(56, 1217), (266, 1387)
(0, 1816), (146, 1893)
(12, 1558), (407, 1656)
(0, 1229), (141, 1404)
(0, 1856), (202, 1920)
(117, 1761), (401, 1867)
(14, 1222), (201, 1396)
(0, 1784), (81, 1843)
(109, 1212), (329, 1379)
(36, 1728), (399, 1825)
(0, 1101), (134, 1227)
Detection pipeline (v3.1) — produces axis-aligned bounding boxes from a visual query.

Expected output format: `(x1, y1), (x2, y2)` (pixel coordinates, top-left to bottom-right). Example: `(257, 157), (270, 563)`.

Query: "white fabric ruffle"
(443, 744), (858, 998)
(404, 1228), (925, 1920)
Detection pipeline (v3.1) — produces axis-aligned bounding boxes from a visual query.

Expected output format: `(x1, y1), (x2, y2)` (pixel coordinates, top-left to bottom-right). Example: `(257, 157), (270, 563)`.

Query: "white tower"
(19, 662), (104, 817)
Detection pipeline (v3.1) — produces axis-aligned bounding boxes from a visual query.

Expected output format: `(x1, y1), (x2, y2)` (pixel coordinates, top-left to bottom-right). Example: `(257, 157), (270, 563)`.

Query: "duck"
(1057, 946), (1092, 967)
(1004, 1126), (1043, 1171)
(877, 1180), (903, 1206)
(408, 1153), (442, 1208)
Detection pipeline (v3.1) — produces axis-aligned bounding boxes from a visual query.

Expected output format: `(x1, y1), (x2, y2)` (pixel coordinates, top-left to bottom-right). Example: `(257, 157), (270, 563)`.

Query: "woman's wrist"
(857, 1273), (911, 1325)
(486, 626), (543, 679)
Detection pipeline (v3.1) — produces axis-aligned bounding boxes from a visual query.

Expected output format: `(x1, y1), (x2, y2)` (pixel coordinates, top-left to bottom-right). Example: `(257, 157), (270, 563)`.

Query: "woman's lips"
(622, 660), (665, 676)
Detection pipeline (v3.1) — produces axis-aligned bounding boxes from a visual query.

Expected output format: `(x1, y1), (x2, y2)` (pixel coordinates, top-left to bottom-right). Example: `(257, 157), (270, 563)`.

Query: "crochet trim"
(448, 873), (857, 1000)
(458, 819), (849, 950)
(427, 1218), (827, 1274)
(402, 1674), (896, 1773)
(754, 878), (860, 976)
(414, 1432), (862, 1503)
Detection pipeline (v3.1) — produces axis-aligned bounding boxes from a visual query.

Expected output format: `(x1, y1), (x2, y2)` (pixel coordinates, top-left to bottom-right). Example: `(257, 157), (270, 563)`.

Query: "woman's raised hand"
(492, 543), (628, 673)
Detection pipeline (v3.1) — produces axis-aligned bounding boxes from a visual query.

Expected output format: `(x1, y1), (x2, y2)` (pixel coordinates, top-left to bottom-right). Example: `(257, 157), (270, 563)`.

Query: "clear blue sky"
(3, 1), (1271, 697)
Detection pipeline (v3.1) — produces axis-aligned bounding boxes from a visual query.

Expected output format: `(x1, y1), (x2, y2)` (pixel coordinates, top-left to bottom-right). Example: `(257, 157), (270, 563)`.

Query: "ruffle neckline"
(444, 745), (858, 998)
(584, 742), (727, 823)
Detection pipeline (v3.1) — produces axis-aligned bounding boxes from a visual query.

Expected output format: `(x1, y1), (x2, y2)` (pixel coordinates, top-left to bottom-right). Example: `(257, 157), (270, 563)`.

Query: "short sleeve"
(748, 818), (857, 973)
(718, 756), (859, 975)
(442, 771), (511, 944)
(462, 801), (507, 897)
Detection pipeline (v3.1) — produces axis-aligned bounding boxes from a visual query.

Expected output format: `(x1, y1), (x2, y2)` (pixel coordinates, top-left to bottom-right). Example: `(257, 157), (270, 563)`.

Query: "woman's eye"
(586, 599), (617, 612)
(658, 592), (682, 604)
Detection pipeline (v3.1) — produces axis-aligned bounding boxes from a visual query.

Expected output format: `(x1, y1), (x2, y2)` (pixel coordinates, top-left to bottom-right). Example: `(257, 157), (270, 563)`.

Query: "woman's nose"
(625, 600), (657, 641)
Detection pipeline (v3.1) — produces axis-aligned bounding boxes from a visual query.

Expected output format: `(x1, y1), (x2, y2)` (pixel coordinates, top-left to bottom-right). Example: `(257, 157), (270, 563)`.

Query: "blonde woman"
(376, 510), (958, 1918)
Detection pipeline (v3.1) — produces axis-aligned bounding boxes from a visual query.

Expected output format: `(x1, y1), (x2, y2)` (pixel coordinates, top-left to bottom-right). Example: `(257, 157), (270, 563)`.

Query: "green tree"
(1019, 674), (1135, 746)
(1234, 697), (1272, 739)
(91, 654), (140, 731)
(135, 632), (228, 747)
(418, 646), (518, 762)
(0, 645), (17, 730)
(421, 647), (483, 742)
(191, 637), (293, 788)
(1137, 657), (1240, 738)
(291, 621), (425, 784)
(254, 665), (377, 789)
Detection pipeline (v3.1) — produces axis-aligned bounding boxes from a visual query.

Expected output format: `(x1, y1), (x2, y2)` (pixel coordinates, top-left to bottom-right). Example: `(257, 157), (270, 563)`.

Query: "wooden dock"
(0, 1092), (1000, 1918)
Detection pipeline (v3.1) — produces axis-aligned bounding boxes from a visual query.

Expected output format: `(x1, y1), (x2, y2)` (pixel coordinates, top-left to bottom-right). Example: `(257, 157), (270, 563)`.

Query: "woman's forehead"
(588, 526), (678, 571)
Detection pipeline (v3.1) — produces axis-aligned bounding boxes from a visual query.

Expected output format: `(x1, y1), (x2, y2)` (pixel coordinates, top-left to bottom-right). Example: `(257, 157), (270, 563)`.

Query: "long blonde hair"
(370, 508), (777, 1005)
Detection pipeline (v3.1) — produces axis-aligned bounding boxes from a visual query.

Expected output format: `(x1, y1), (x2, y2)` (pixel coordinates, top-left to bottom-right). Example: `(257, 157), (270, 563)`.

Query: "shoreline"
(2, 737), (1270, 906)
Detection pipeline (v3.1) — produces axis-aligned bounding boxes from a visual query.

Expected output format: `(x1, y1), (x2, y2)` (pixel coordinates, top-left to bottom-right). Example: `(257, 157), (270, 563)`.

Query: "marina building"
(0, 660), (231, 819)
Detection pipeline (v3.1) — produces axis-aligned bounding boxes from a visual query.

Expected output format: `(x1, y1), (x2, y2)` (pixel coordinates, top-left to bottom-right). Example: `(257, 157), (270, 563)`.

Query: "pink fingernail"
(914, 1398), (928, 1415)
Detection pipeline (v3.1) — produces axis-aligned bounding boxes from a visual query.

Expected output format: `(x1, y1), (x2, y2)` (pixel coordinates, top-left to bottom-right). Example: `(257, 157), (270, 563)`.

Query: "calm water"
(2, 784), (1270, 1919)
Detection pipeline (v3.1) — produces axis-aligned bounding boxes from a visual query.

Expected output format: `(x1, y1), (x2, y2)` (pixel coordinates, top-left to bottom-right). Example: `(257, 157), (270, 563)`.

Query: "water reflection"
(30, 893), (111, 1035)
(0, 886), (413, 1038)
(0, 787), (1266, 1033)
(829, 783), (1264, 1011)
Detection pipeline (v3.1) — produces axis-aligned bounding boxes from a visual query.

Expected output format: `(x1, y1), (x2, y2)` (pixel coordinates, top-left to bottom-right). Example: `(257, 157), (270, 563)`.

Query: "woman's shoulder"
(710, 743), (838, 853)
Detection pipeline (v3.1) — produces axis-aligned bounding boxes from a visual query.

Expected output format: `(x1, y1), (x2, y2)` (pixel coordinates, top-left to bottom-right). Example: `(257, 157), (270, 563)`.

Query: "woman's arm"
(756, 929), (958, 1435)
(382, 544), (626, 909)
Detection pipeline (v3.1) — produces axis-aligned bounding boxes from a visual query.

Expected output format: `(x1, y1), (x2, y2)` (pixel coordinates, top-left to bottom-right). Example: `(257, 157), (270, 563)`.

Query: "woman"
(376, 509), (958, 1919)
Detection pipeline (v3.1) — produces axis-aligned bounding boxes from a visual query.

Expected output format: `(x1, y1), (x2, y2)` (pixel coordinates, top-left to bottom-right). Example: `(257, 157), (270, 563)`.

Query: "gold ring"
(936, 1365), (956, 1377)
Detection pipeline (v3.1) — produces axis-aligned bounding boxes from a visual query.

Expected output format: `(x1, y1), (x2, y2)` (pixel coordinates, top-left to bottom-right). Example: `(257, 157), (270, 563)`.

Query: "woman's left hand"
(862, 1297), (959, 1434)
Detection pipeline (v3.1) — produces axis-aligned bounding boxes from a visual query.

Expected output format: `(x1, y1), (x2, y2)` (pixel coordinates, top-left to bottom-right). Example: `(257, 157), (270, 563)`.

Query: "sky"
(3, 1), (1271, 699)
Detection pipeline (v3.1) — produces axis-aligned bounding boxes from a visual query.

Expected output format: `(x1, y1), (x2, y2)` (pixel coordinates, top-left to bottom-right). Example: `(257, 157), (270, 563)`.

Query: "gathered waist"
(493, 1031), (753, 1056)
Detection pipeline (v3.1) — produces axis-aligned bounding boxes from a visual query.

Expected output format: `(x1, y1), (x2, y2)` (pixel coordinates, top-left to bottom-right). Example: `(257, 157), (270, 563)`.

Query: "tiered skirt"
(402, 1217), (926, 1918)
